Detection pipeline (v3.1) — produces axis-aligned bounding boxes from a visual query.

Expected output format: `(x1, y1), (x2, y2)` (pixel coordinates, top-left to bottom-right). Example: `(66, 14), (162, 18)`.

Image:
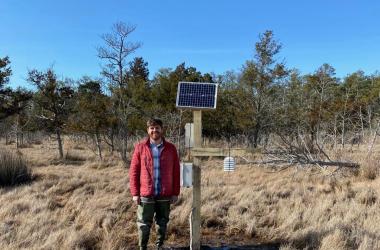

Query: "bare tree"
(98, 23), (141, 88)
(97, 22), (141, 164)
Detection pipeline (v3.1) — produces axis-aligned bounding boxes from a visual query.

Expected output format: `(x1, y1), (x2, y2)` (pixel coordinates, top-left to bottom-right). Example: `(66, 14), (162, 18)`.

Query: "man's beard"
(151, 132), (161, 139)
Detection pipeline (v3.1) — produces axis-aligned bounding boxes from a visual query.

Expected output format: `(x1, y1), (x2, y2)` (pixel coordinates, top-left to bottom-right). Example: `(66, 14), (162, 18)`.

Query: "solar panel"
(176, 82), (218, 109)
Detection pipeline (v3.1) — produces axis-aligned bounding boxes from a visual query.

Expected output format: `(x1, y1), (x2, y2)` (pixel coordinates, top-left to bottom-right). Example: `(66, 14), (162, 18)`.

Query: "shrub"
(0, 150), (32, 187)
(361, 157), (379, 180)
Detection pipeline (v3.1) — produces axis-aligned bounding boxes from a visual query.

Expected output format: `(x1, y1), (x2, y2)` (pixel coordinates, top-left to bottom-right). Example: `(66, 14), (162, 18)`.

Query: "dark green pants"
(137, 198), (170, 250)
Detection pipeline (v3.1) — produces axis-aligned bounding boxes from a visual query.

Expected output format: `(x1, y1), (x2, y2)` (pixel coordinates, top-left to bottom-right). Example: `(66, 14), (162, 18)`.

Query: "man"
(129, 118), (180, 250)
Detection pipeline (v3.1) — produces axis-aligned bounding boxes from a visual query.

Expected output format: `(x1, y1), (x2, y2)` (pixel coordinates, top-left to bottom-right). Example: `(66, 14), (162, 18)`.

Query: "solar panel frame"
(176, 82), (218, 110)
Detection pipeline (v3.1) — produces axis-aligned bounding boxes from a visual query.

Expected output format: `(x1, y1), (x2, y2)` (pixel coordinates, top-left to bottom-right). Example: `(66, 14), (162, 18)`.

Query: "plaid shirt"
(150, 141), (164, 196)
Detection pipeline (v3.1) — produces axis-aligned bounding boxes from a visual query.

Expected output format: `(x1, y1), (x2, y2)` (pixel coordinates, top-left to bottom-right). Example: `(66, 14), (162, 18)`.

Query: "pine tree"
(240, 31), (288, 148)
(28, 68), (74, 159)
(70, 78), (111, 159)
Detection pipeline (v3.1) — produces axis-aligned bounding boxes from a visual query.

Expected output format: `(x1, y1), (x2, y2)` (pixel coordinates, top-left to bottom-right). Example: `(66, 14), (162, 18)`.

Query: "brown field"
(1, 138), (380, 250)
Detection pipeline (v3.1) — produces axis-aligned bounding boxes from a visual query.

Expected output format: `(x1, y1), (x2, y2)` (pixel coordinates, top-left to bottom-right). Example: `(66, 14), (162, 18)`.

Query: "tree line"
(1, 22), (380, 162)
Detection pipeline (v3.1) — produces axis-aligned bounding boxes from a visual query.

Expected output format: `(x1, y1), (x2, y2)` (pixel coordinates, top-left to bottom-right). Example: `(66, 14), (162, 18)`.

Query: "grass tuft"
(0, 149), (32, 187)
(65, 151), (86, 162)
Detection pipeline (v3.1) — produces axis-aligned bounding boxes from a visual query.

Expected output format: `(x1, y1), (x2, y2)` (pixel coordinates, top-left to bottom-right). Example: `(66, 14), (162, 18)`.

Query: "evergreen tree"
(1, 57), (31, 120)
(0, 56), (12, 92)
(240, 30), (288, 148)
(0, 57), (32, 147)
(127, 57), (151, 132)
(28, 68), (74, 159)
(70, 78), (110, 159)
(303, 64), (338, 144)
(151, 63), (209, 113)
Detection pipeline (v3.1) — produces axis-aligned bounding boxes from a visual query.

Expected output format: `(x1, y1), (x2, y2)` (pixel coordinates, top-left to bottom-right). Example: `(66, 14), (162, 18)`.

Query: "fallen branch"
(239, 157), (359, 168)
(308, 160), (359, 168)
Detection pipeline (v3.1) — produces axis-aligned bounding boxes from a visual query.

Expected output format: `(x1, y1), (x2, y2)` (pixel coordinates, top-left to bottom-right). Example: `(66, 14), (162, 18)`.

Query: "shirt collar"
(150, 140), (163, 148)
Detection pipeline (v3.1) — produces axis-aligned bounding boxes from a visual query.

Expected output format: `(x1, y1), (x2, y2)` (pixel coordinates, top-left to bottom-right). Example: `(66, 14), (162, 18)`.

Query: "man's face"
(147, 124), (163, 141)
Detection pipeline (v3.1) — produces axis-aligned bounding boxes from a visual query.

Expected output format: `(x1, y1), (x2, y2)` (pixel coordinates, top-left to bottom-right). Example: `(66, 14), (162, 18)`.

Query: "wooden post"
(191, 110), (202, 250)
(191, 158), (201, 250)
(193, 110), (202, 148)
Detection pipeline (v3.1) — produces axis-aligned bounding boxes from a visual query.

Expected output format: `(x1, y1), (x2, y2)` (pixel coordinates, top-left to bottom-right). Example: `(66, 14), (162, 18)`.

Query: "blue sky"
(1, 0), (380, 88)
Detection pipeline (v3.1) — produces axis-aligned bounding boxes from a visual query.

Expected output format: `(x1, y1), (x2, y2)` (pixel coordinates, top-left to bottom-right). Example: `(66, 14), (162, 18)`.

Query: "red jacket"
(129, 137), (180, 197)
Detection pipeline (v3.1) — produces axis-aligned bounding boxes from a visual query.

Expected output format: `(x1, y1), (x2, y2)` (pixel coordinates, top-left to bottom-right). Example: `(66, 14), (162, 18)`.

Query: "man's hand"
(133, 196), (140, 205)
(170, 196), (178, 204)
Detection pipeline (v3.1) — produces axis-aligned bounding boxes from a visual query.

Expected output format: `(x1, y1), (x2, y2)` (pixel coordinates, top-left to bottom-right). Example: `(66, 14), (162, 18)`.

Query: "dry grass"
(1, 139), (380, 249)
